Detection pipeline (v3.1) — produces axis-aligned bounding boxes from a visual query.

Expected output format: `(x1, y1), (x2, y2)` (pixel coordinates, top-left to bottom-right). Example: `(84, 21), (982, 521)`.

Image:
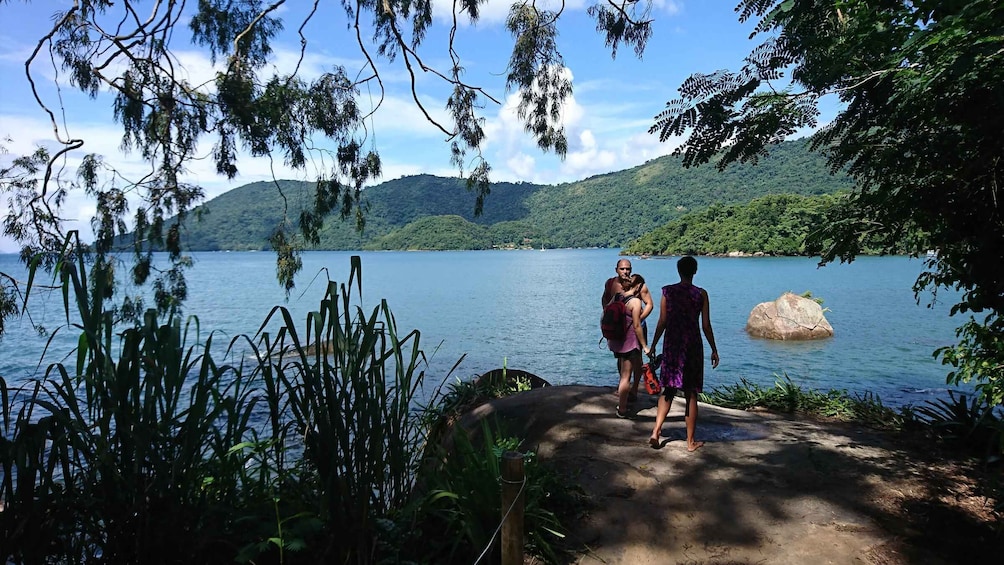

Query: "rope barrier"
(472, 473), (527, 565)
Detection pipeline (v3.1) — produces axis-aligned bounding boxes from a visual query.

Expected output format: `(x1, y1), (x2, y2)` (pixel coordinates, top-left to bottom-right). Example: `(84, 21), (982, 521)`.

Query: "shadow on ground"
(460, 385), (1002, 565)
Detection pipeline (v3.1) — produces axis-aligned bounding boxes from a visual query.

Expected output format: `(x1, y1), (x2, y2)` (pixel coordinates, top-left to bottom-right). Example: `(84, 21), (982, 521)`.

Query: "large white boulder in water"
(746, 292), (834, 340)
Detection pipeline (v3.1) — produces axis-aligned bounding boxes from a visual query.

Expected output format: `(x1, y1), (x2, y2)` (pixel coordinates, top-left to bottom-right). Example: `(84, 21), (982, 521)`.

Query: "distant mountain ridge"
(173, 139), (854, 251)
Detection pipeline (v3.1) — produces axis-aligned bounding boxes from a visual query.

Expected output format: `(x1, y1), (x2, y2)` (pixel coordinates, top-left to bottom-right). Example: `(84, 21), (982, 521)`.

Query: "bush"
(406, 419), (585, 564)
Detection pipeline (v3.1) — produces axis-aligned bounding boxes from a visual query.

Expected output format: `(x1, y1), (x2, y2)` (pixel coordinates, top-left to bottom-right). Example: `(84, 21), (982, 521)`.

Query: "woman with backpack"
(602, 259), (654, 399)
(605, 273), (649, 418)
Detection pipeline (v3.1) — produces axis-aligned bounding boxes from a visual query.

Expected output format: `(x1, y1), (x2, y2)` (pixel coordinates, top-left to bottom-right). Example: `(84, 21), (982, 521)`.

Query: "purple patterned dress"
(658, 282), (705, 392)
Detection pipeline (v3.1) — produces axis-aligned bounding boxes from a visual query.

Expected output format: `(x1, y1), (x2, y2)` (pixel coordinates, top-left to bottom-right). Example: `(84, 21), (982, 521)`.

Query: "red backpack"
(600, 297), (628, 341)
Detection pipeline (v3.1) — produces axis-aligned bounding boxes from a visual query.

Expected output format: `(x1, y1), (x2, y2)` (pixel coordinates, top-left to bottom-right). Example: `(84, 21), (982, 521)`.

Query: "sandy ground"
(459, 385), (1002, 565)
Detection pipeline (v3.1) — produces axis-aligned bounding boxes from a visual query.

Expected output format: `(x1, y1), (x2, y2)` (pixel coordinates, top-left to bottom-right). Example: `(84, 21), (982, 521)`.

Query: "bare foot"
(648, 437), (660, 449)
(686, 441), (705, 452)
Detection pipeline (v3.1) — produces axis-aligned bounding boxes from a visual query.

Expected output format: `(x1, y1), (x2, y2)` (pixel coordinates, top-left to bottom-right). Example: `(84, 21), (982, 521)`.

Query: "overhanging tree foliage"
(0, 0), (653, 335)
(650, 0), (1004, 404)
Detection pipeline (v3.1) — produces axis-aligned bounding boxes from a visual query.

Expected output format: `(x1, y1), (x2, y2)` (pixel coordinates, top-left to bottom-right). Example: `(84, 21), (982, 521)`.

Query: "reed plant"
(1, 251), (258, 562)
(245, 255), (430, 563)
(0, 254), (432, 564)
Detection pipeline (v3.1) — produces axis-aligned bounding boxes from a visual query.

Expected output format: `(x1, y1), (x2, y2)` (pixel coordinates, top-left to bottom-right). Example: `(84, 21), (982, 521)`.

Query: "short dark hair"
(677, 256), (698, 277)
(623, 273), (645, 292)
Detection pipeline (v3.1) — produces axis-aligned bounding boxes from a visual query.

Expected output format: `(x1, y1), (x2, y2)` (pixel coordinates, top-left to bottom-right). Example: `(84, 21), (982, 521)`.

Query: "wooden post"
(500, 450), (525, 565)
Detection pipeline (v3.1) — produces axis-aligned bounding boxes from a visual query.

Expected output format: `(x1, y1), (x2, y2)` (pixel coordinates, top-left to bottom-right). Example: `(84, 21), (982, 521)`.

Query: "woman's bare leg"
(684, 390), (704, 452)
(650, 392), (672, 447)
(629, 366), (641, 401)
(616, 356), (634, 415)
(632, 327), (649, 400)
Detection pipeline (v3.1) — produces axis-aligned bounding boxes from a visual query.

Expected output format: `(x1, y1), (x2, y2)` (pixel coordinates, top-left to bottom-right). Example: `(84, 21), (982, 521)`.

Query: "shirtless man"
(601, 258), (654, 399)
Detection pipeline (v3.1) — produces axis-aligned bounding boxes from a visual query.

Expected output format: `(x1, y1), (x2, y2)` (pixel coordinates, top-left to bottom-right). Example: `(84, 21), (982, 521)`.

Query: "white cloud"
(474, 61), (681, 185)
(654, 0), (683, 16)
(430, 0), (681, 26)
(505, 152), (537, 178)
(170, 50), (225, 90)
(429, 0), (558, 26)
(562, 129), (618, 175)
(367, 93), (453, 138)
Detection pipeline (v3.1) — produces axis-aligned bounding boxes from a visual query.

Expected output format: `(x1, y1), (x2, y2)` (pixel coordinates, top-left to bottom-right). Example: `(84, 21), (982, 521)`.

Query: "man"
(647, 255), (720, 452)
(602, 259), (653, 400)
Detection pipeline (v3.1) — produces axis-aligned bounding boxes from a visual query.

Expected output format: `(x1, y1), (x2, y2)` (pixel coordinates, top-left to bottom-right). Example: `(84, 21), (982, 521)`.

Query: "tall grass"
(0, 254), (431, 563)
(1, 251), (255, 561)
(248, 255), (430, 562)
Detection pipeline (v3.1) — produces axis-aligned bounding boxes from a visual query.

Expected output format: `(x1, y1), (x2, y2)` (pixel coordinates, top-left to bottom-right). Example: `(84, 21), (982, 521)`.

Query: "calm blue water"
(0, 249), (970, 408)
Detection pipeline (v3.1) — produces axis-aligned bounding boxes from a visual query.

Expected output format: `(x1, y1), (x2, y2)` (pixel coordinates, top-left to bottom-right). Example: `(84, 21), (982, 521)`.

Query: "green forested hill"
(172, 138), (854, 251)
(365, 215), (492, 250)
(176, 175), (539, 250)
(177, 179), (315, 251)
(623, 191), (923, 257)
(312, 176), (539, 249)
(521, 138), (850, 248)
(623, 193), (841, 256)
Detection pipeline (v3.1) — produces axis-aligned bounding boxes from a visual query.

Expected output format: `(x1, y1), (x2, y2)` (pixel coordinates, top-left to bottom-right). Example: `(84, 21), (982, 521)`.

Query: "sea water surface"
(0, 249), (970, 408)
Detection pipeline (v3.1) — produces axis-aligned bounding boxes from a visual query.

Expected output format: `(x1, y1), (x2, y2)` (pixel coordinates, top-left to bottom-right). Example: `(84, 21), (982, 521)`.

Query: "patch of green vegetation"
(701, 374), (904, 428)
(408, 418), (586, 564)
(702, 375), (1004, 465)
(798, 290), (825, 306)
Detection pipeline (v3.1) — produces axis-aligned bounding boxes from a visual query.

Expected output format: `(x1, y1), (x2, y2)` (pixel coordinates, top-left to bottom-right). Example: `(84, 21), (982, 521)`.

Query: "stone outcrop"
(454, 385), (986, 564)
(746, 292), (834, 340)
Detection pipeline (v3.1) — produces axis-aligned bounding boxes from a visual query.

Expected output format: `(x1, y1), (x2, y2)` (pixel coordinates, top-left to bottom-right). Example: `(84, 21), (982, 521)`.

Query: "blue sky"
(1, 1), (797, 252)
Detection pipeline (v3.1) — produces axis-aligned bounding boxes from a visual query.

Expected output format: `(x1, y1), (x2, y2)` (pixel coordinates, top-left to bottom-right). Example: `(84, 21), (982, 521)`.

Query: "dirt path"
(460, 385), (1001, 564)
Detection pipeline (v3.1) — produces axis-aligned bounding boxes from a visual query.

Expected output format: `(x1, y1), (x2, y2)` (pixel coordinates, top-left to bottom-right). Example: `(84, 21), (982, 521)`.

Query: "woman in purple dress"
(646, 256), (719, 451)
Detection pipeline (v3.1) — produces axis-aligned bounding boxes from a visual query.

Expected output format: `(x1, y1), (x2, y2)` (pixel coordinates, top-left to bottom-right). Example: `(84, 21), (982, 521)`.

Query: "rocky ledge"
(459, 385), (999, 565)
